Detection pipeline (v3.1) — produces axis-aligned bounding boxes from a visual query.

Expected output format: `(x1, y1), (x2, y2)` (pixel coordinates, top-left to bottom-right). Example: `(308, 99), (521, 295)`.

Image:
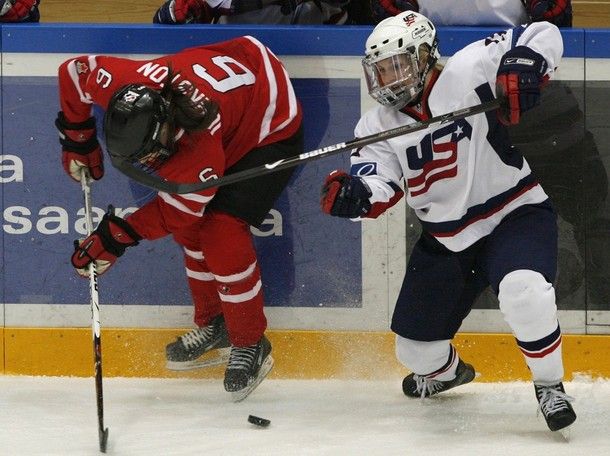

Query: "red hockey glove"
(496, 46), (549, 126)
(526, 0), (572, 27)
(56, 111), (104, 182)
(153, 0), (213, 24)
(321, 170), (372, 218)
(0, 0), (39, 22)
(71, 207), (142, 277)
(370, 0), (419, 24)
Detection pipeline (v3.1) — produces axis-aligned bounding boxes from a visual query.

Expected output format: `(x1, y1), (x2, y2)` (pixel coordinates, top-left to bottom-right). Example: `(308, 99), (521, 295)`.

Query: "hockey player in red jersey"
(57, 36), (303, 401)
(320, 12), (576, 432)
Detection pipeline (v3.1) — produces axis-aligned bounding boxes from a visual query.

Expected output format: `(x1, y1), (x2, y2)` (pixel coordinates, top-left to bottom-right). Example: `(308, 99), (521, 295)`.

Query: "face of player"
(373, 53), (418, 88)
(136, 122), (172, 170)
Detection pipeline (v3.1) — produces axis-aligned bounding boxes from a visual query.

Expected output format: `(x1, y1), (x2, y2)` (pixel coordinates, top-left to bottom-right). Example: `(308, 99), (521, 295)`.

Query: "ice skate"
(165, 315), (230, 371)
(402, 359), (475, 398)
(534, 382), (576, 432)
(224, 335), (274, 402)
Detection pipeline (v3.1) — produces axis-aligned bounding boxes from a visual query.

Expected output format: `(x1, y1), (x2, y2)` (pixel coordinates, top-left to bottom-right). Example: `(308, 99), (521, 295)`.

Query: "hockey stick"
(80, 168), (110, 453)
(116, 97), (503, 195)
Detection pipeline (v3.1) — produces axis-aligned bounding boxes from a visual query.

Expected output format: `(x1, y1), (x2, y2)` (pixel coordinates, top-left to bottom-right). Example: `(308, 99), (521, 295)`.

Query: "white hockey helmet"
(362, 11), (440, 109)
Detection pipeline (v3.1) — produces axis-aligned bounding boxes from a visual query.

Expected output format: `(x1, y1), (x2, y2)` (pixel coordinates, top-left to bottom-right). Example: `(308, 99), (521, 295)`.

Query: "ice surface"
(1, 375), (609, 455)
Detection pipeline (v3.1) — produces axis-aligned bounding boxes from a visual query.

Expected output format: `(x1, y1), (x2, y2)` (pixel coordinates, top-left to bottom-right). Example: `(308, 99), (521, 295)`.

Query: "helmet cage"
(363, 48), (421, 109)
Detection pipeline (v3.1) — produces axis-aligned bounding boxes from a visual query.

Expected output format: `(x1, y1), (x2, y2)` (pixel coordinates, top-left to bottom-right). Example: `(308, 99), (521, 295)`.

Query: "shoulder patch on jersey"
(76, 61), (89, 74)
(351, 162), (378, 176)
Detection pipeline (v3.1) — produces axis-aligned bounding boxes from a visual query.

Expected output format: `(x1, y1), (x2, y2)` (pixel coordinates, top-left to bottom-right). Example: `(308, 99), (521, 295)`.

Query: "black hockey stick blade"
(99, 427), (109, 453)
(117, 97), (503, 194)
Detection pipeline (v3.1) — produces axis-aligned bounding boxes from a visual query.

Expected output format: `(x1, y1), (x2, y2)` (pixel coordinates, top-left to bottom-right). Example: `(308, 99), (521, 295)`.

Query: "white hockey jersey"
(416, 0), (528, 26)
(351, 22), (563, 252)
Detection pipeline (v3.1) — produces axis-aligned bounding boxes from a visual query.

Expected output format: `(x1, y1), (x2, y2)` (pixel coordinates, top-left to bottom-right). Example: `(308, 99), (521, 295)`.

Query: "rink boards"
(1, 24), (609, 379)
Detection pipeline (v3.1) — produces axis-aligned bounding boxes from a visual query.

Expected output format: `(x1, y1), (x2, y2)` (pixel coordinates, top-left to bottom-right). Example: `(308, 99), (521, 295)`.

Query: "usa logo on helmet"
(404, 13), (417, 26)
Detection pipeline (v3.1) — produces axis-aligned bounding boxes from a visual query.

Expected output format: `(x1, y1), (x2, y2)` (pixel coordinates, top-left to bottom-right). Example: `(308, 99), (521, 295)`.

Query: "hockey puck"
(248, 415), (270, 427)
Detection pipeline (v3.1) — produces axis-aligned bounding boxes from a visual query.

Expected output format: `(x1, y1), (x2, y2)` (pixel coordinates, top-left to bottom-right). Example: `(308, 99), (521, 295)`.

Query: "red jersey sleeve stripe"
(158, 191), (211, 217)
(244, 36), (298, 143)
(245, 36), (277, 143)
(265, 46), (299, 135)
(269, 65), (298, 135)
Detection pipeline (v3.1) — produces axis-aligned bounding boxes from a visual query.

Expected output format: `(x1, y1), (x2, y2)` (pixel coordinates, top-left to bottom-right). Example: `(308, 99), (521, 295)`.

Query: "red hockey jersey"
(58, 36), (302, 239)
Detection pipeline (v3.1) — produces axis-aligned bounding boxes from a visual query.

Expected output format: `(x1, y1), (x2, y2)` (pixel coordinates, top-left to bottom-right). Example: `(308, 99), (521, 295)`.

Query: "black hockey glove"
(321, 170), (372, 218)
(71, 206), (142, 277)
(496, 46), (548, 126)
(56, 111), (104, 182)
(153, 0), (213, 24)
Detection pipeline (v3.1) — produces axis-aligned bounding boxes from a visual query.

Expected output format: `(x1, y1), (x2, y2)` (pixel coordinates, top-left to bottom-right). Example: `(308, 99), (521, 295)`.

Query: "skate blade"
(166, 348), (230, 371)
(231, 356), (274, 403)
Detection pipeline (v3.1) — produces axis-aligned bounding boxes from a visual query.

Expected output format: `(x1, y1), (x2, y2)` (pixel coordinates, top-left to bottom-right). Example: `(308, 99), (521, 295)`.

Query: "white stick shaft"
(80, 169), (101, 338)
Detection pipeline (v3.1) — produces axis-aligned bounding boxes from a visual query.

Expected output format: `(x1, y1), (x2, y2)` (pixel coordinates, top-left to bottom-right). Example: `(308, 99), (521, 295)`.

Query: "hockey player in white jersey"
(371, 0), (572, 27)
(320, 11), (576, 432)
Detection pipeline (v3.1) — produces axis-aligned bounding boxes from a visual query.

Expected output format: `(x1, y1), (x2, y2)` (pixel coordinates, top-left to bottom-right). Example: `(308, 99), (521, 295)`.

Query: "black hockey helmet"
(104, 84), (171, 168)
